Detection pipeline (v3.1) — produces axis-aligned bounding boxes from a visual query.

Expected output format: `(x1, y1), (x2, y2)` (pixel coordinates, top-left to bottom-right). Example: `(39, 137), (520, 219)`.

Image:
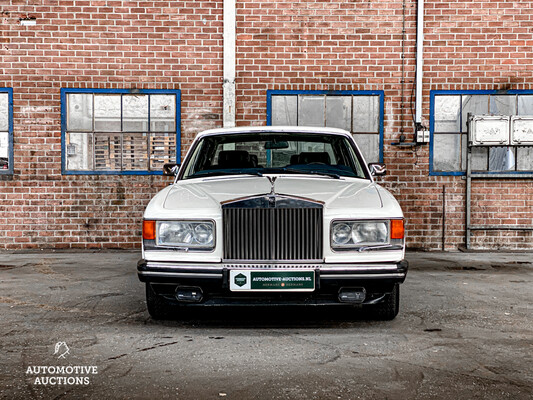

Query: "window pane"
(434, 96), (460, 132)
(94, 95), (121, 132)
(354, 134), (379, 163)
(517, 147), (533, 171)
(490, 95), (516, 115)
(434, 133), (461, 171)
(471, 147), (488, 171)
(272, 96), (297, 126)
(94, 133), (121, 170)
(122, 133), (148, 170)
(489, 147), (515, 171)
(326, 96), (351, 131)
(461, 95), (488, 132)
(150, 132), (176, 170)
(123, 95), (148, 132)
(298, 96), (325, 127)
(0, 93), (9, 131)
(0, 131), (8, 160)
(353, 96), (379, 133)
(518, 96), (533, 115)
(66, 132), (93, 170)
(150, 95), (175, 132)
(67, 93), (93, 131)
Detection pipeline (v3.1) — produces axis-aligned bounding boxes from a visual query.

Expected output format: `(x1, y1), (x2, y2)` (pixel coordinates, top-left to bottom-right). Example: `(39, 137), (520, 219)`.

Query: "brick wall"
(1, 0), (532, 250)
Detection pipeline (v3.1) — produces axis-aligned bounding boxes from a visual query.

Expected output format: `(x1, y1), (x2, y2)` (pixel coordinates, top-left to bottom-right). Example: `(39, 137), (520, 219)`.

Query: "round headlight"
(352, 222), (388, 244)
(332, 223), (352, 245)
(193, 223), (214, 245)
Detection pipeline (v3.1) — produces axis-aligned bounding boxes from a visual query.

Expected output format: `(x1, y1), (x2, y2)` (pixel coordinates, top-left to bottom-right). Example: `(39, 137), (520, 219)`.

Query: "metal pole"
(465, 114), (472, 249)
(415, 0), (424, 124)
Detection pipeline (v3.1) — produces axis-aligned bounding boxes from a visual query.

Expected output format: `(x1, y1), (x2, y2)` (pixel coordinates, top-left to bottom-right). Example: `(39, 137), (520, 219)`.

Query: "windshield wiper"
(192, 170), (263, 178)
(278, 167), (340, 179)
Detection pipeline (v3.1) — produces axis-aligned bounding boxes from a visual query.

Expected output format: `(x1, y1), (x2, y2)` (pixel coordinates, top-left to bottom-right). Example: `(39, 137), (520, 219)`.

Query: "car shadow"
(144, 305), (390, 329)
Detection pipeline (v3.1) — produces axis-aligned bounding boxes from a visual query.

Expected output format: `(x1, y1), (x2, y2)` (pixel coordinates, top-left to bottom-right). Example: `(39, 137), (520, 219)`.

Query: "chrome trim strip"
(321, 273), (406, 279)
(138, 271), (223, 278)
(143, 262), (402, 271)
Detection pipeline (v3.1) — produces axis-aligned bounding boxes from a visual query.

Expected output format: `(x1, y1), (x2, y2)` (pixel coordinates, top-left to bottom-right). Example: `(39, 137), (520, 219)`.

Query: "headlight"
(156, 220), (215, 249)
(331, 220), (392, 249)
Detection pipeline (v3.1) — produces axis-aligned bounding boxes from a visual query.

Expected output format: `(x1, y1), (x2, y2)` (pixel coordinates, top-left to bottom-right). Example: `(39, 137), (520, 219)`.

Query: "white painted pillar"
(415, 0), (424, 125)
(223, 0), (236, 128)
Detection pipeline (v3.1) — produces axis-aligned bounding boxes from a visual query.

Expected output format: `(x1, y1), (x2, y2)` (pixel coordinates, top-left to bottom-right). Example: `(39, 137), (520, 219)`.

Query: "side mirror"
(368, 163), (386, 177)
(163, 163), (180, 176)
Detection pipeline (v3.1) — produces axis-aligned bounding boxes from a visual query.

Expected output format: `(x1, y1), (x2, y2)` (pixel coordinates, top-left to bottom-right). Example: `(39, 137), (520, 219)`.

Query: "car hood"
(145, 175), (402, 219)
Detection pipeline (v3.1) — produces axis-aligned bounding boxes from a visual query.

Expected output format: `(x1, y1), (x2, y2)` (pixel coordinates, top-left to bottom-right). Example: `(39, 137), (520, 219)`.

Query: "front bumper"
(137, 260), (408, 283)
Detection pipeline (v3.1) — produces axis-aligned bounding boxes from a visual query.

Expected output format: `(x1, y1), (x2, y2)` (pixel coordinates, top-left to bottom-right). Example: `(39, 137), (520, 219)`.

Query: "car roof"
(195, 126), (353, 139)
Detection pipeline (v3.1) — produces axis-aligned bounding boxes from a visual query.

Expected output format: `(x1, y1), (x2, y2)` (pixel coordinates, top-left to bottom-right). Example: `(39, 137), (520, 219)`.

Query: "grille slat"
(223, 206), (323, 261)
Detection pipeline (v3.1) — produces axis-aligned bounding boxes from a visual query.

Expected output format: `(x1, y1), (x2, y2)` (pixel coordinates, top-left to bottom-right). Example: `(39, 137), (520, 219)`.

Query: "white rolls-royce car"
(138, 126), (408, 320)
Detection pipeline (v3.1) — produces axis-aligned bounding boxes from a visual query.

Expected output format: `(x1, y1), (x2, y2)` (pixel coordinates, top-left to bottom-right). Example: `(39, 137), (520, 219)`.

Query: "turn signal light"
(143, 220), (156, 240)
(390, 219), (405, 239)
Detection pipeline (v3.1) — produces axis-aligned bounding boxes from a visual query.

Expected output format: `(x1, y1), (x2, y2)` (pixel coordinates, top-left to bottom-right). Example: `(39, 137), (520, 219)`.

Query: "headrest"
(297, 152), (331, 165)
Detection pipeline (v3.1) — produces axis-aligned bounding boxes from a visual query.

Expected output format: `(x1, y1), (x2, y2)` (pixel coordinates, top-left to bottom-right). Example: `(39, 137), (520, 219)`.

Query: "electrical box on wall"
(470, 115), (510, 146)
(511, 116), (533, 145)
(416, 130), (430, 143)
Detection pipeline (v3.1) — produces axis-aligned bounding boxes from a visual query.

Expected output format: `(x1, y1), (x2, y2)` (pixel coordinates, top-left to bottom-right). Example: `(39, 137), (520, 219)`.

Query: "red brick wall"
(1, 0), (533, 250)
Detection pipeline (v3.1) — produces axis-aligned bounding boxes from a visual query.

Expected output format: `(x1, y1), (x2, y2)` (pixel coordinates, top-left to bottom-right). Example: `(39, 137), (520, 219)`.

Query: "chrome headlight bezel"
(330, 219), (397, 250)
(155, 220), (216, 251)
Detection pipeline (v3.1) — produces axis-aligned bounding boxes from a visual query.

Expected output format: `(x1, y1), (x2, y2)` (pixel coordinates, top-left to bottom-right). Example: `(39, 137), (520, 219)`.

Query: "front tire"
(369, 284), (400, 320)
(146, 283), (173, 320)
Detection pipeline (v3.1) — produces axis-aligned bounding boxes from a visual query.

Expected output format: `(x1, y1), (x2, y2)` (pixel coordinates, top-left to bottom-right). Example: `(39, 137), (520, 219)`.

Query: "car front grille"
(223, 204), (323, 261)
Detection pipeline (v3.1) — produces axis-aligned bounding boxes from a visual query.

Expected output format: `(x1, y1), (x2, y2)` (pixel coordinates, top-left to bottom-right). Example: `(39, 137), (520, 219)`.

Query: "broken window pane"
(150, 95), (175, 132)
(123, 95), (148, 132)
(434, 133), (461, 171)
(490, 95), (516, 116)
(150, 132), (176, 170)
(94, 95), (121, 132)
(518, 95), (533, 115)
(489, 147), (515, 171)
(353, 96), (379, 133)
(517, 147), (533, 171)
(272, 96), (297, 126)
(298, 96), (325, 127)
(461, 95), (488, 132)
(0, 93), (9, 132)
(67, 93), (93, 131)
(94, 133), (121, 170)
(66, 132), (93, 171)
(353, 134), (379, 164)
(435, 96), (461, 133)
(326, 96), (351, 131)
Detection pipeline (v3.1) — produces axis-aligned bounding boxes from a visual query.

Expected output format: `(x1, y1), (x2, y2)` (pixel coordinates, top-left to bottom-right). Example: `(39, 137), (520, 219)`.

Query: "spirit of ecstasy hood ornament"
(266, 176), (277, 195)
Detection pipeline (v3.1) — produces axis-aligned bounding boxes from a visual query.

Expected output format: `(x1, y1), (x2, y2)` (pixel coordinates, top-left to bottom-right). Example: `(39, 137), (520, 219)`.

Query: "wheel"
(369, 284), (400, 321)
(146, 283), (173, 320)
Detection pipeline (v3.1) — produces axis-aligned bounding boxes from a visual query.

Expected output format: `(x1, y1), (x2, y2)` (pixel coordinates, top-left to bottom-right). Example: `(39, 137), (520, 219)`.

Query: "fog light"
(338, 288), (366, 304)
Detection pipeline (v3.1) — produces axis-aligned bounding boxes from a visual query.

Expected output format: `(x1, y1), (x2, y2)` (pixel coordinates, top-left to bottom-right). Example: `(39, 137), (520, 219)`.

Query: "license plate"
(229, 270), (315, 292)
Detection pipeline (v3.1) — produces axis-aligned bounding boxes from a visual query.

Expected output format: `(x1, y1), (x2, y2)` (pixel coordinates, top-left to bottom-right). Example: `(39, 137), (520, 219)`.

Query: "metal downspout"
(415, 0), (424, 126)
(223, 0), (236, 128)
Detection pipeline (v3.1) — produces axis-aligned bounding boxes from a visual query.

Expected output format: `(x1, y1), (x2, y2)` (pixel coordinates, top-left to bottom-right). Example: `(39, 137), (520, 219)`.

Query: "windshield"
(180, 132), (369, 180)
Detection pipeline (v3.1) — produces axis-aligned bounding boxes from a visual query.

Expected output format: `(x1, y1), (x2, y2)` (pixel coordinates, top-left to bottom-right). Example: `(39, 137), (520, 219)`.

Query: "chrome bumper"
(137, 260), (408, 282)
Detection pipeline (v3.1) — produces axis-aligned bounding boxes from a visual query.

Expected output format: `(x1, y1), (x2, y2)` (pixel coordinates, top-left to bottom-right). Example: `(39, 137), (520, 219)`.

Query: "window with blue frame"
(0, 88), (13, 174)
(430, 90), (533, 175)
(267, 90), (384, 163)
(61, 89), (181, 174)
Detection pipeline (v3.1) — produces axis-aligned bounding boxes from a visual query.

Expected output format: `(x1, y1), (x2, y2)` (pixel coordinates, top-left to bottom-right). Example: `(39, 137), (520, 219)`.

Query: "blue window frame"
(0, 88), (14, 175)
(267, 90), (384, 163)
(61, 88), (181, 175)
(430, 90), (533, 176)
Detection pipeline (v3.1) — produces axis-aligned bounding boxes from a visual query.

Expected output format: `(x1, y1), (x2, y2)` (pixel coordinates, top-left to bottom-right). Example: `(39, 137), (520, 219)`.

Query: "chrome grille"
(223, 207), (323, 261)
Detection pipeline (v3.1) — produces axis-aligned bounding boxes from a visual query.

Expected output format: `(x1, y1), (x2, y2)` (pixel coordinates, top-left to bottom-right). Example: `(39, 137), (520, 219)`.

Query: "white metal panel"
(470, 115), (510, 146)
(511, 116), (533, 145)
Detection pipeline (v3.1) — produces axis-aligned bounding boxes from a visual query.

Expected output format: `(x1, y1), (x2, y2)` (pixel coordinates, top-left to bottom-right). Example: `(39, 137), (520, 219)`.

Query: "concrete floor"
(0, 251), (532, 400)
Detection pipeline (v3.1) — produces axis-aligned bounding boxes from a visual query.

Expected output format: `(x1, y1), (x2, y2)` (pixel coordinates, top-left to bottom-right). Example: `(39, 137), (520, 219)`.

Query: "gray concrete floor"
(0, 251), (532, 400)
